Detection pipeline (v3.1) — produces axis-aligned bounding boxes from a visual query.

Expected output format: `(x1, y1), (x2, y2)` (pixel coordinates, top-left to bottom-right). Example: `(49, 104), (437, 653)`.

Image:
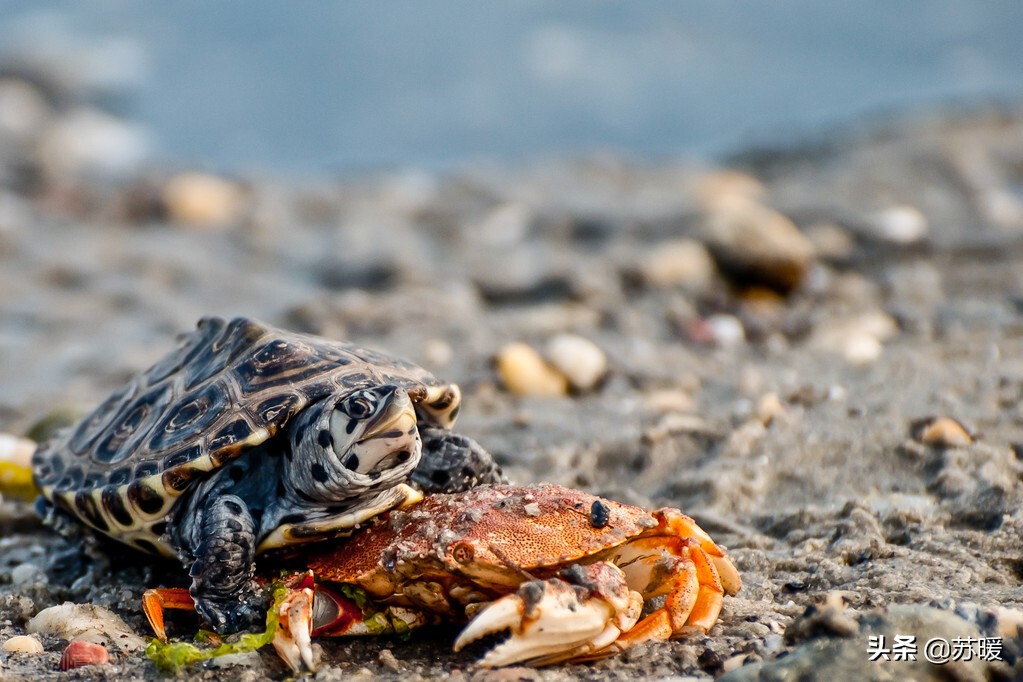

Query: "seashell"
(27, 602), (146, 652)
(60, 640), (110, 671)
(2, 635), (43, 654)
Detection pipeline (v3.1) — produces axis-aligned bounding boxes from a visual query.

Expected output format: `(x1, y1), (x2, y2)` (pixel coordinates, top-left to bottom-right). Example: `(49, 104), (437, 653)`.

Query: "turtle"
(31, 315), (503, 634)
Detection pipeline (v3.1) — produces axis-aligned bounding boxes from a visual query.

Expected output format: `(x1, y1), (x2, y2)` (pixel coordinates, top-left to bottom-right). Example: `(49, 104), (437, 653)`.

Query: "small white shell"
(27, 603), (145, 652)
(544, 334), (608, 392)
(2, 635), (43, 654)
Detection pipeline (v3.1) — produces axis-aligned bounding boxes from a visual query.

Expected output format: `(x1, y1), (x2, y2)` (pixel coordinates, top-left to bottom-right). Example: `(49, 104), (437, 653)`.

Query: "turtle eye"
(341, 392), (377, 420)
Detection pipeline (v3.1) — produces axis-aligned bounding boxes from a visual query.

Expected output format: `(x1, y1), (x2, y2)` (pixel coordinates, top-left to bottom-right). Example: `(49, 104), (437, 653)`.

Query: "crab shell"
(306, 483), (741, 616)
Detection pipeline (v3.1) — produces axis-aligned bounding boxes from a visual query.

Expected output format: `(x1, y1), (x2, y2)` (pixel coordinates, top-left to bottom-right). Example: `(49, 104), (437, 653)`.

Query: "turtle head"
(329, 385), (420, 476)
(287, 385), (421, 503)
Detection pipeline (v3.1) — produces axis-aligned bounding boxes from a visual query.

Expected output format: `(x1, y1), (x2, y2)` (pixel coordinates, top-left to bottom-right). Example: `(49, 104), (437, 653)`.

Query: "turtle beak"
(359, 387), (417, 444)
(342, 386), (420, 477)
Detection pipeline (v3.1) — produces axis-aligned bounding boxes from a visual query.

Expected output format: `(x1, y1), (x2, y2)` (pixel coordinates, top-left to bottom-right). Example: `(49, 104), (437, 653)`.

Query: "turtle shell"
(32, 316), (461, 555)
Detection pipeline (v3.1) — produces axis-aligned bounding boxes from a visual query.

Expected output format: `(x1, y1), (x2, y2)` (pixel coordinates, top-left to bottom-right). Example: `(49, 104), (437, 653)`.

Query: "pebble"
(27, 603), (146, 652)
(695, 170), (765, 205)
(0, 594), (36, 623)
(705, 314), (746, 347)
(60, 640), (110, 671)
(495, 342), (568, 397)
(544, 334), (608, 391)
(643, 389), (696, 413)
(477, 201), (533, 246)
(2, 635), (43, 654)
(755, 392), (786, 425)
(641, 238), (716, 290)
(721, 653), (747, 673)
(979, 186), (1023, 229)
(763, 633), (784, 654)
(867, 205), (928, 244)
(378, 648), (402, 672)
(0, 78), (51, 141)
(10, 562), (43, 587)
(784, 592), (858, 642)
(912, 417), (973, 448)
(470, 247), (571, 304)
(807, 312), (898, 365)
(721, 420), (767, 459)
(162, 172), (244, 227)
(842, 333), (884, 365)
(38, 106), (150, 178)
(804, 222), (855, 261)
(701, 194), (816, 294)
(644, 412), (716, 443)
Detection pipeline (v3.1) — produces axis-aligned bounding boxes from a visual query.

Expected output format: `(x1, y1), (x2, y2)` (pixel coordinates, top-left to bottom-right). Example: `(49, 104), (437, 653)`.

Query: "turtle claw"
(273, 584), (317, 673)
(453, 563), (642, 667)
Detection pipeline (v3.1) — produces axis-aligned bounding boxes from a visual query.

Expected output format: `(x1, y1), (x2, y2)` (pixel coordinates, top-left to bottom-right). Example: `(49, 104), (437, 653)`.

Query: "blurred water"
(1, 1), (1021, 174)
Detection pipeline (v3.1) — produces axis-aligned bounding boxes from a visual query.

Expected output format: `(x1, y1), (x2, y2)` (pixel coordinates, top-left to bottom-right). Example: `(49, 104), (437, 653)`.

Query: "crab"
(143, 483), (741, 670)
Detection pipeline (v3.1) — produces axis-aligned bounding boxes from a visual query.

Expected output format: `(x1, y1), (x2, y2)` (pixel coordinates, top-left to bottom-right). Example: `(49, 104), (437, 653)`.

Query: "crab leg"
(656, 509), (742, 596)
(610, 537), (724, 652)
(274, 580), (316, 673)
(143, 587), (200, 643)
(273, 573), (433, 673)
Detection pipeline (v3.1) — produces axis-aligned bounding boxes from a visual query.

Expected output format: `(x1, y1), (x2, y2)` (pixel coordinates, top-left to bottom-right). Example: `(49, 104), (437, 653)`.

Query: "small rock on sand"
(2, 635), (43, 654)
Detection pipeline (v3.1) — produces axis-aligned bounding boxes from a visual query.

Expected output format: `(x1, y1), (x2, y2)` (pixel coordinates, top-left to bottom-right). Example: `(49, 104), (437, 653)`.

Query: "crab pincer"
(453, 562), (643, 666)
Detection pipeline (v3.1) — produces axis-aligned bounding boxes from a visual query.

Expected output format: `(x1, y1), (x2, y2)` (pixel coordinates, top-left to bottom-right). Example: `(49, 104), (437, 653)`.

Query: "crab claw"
(271, 574), (433, 673)
(453, 562), (642, 667)
(273, 582), (316, 673)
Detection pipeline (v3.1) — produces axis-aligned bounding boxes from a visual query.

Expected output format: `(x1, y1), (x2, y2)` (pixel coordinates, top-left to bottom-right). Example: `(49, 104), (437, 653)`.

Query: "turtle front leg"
(414, 427), (506, 494)
(187, 493), (266, 634)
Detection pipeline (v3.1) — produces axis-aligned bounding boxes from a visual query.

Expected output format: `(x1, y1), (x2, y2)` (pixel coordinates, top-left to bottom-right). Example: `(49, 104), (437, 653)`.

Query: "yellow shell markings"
(256, 483), (423, 551)
(47, 424), (270, 556)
